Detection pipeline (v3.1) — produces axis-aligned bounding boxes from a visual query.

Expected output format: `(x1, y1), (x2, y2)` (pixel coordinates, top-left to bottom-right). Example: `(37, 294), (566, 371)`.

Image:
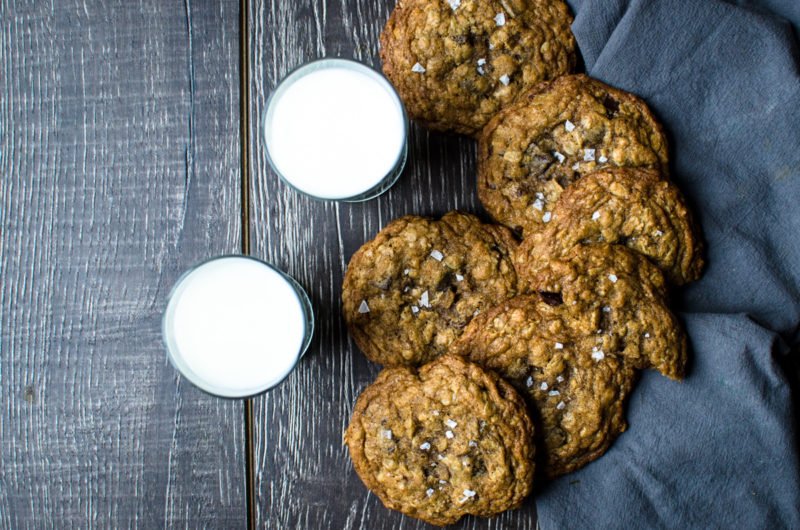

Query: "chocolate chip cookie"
(478, 74), (669, 235)
(342, 211), (518, 367)
(519, 167), (704, 285)
(516, 244), (687, 379)
(450, 295), (636, 477)
(380, 0), (576, 136)
(344, 354), (535, 526)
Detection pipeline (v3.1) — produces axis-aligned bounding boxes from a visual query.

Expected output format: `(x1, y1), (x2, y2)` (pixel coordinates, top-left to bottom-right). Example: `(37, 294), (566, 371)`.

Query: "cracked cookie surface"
(451, 295), (636, 477)
(343, 211), (518, 366)
(380, 0), (576, 136)
(519, 167), (704, 285)
(516, 244), (687, 379)
(344, 354), (535, 526)
(478, 74), (669, 235)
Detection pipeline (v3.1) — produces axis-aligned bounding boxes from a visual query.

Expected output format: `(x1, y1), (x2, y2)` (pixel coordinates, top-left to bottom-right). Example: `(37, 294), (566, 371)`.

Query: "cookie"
(450, 295), (636, 477)
(519, 167), (704, 285)
(344, 354), (535, 526)
(478, 74), (669, 235)
(380, 0), (576, 136)
(516, 244), (687, 379)
(342, 211), (518, 367)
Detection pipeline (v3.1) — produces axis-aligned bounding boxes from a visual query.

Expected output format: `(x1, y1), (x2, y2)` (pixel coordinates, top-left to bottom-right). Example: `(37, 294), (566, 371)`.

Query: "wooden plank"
(0, 0), (245, 527)
(248, 0), (538, 527)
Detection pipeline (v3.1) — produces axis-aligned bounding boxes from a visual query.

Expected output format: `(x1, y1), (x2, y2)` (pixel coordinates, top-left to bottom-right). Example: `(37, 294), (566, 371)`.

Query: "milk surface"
(265, 61), (406, 199)
(163, 257), (308, 397)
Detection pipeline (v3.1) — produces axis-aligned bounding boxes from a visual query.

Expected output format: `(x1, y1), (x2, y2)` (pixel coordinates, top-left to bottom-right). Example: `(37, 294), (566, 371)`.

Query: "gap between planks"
(239, 0), (257, 529)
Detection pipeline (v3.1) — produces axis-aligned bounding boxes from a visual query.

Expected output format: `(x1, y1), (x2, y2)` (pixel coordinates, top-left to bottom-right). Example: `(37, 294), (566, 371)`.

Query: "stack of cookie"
(343, 212), (535, 525)
(342, 0), (704, 526)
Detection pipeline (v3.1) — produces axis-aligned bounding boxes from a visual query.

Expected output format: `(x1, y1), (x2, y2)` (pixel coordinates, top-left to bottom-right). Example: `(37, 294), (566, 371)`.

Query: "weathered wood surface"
(248, 1), (538, 527)
(0, 1), (245, 527)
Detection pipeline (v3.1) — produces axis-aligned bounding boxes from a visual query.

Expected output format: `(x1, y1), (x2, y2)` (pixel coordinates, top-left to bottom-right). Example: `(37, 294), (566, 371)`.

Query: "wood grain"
(248, 0), (537, 527)
(0, 0), (245, 527)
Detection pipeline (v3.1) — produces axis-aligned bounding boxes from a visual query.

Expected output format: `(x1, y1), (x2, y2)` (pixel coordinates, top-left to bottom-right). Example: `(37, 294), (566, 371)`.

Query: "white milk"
(264, 59), (407, 200)
(163, 256), (312, 397)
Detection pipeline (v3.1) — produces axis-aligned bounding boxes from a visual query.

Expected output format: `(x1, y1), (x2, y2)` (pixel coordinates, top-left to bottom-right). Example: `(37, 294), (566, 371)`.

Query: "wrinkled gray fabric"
(537, 1), (800, 527)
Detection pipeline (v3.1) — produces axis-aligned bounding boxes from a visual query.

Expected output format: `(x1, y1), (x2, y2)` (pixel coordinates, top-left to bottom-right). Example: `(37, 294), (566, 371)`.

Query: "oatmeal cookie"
(519, 167), (703, 284)
(380, 0), (576, 135)
(516, 244), (687, 379)
(451, 295), (636, 477)
(342, 211), (518, 366)
(345, 354), (535, 526)
(478, 74), (669, 235)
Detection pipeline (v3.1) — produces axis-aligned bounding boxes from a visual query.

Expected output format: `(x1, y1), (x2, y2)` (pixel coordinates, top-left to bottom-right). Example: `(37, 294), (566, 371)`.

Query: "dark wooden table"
(1, 0), (538, 527)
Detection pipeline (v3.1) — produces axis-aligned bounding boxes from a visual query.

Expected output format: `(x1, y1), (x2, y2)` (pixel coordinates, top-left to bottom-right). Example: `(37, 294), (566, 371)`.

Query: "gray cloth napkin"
(537, 0), (800, 527)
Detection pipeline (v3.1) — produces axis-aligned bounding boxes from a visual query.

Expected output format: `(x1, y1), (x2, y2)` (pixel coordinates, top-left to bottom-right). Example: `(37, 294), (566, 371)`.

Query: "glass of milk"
(263, 58), (408, 201)
(162, 256), (313, 398)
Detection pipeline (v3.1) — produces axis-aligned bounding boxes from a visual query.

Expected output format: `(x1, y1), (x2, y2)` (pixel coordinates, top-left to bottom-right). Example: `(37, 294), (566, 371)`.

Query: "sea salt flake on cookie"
(477, 58), (486, 75)
(459, 489), (477, 503)
(420, 290), (430, 307)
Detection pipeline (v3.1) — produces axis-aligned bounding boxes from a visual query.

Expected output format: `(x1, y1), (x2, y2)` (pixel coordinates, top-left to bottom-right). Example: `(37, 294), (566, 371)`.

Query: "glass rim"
(162, 254), (314, 399)
(262, 57), (409, 202)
